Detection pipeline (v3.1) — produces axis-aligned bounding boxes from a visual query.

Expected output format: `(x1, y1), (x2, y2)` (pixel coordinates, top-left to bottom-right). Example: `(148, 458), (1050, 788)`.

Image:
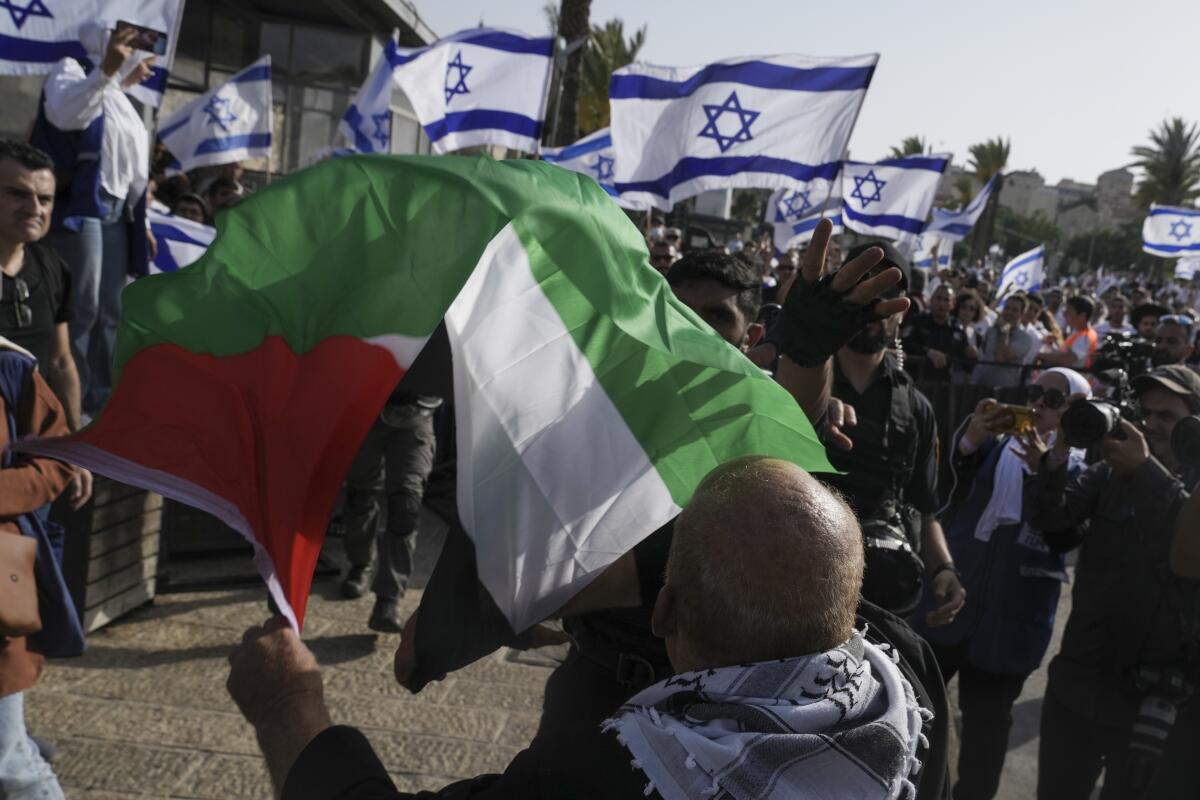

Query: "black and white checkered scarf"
(602, 631), (928, 799)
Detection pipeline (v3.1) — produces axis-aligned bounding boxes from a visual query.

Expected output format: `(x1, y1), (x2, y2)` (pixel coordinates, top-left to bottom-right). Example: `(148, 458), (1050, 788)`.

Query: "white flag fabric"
(768, 174), (843, 252)
(906, 233), (951, 269)
(0, 0), (183, 107)
(841, 154), (950, 240)
(541, 127), (648, 209)
(390, 28), (553, 155)
(924, 174), (997, 242)
(340, 35), (400, 153)
(1142, 204), (1200, 257)
(996, 245), (1045, 297)
(1176, 256), (1200, 280)
(610, 53), (877, 211)
(157, 57), (273, 173)
(147, 209), (215, 273)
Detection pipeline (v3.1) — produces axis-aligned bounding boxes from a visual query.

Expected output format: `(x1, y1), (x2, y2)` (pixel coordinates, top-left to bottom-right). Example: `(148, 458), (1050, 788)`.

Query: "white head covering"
(1042, 367), (1092, 398)
(78, 21), (109, 61)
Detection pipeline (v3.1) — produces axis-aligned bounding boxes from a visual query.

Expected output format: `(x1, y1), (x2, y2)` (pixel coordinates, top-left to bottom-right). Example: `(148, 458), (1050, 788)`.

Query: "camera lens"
(1061, 401), (1120, 448)
(1171, 416), (1200, 468)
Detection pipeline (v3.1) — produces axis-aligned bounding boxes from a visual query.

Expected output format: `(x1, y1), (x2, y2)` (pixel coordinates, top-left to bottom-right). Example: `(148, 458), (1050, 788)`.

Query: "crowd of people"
(2, 21), (1200, 800)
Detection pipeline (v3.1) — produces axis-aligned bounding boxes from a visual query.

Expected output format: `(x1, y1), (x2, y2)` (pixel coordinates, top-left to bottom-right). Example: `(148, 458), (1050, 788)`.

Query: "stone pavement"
(25, 543), (1075, 799)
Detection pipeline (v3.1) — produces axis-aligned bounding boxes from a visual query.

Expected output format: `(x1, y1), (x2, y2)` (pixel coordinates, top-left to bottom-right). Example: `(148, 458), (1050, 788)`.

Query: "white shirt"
(1094, 320), (1134, 339)
(43, 58), (150, 207)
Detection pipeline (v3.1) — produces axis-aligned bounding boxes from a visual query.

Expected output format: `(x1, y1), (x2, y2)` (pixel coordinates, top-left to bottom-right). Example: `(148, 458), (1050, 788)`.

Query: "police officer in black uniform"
(901, 283), (975, 382)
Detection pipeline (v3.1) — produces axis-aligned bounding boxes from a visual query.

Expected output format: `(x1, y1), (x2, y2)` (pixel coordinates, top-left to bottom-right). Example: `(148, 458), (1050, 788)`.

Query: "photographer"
(1019, 365), (1200, 799)
(774, 226), (965, 623)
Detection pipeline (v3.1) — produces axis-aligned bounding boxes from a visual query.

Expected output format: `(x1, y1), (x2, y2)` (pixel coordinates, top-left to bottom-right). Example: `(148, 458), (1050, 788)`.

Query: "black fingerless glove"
(768, 273), (882, 367)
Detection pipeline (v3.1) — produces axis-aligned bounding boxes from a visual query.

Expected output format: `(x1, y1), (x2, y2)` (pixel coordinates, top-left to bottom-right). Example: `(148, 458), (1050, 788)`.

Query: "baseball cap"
(1132, 365), (1200, 402)
(843, 240), (911, 293)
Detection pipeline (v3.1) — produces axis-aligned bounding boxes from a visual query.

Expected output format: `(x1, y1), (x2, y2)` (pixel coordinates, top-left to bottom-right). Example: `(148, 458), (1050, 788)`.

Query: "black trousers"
(1036, 689), (1134, 800)
(929, 640), (1028, 800)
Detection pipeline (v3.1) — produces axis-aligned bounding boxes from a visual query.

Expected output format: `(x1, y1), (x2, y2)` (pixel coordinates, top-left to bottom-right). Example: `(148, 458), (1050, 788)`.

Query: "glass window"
(171, 1), (209, 89)
(260, 23), (291, 79)
(210, 14), (254, 71)
(290, 27), (365, 88)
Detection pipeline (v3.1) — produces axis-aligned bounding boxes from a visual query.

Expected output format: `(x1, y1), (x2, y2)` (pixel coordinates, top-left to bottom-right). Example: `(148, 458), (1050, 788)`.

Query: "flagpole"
(534, 37), (560, 158)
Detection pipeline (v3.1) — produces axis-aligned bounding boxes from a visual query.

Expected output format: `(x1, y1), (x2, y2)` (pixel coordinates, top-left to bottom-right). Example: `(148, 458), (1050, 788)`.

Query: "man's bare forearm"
(775, 355), (832, 424)
(46, 358), (81, 432)
(921, 515), (953, 569)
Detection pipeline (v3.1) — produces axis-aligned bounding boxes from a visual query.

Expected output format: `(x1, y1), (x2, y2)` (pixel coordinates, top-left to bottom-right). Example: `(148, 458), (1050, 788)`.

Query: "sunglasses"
(1027, 385), (1067, 409)
(1, 276), (31, 329)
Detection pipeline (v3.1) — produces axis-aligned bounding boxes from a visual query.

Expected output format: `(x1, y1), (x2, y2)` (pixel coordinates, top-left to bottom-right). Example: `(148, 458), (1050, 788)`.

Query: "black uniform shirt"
(823, 353), (940, 518)
(900, 312), (971, 382)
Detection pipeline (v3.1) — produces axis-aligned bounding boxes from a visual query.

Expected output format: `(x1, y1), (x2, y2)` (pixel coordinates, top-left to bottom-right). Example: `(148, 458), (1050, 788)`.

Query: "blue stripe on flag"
(157, 113), (191, 140)
(934, 222), (972, 237)
(153, 225), (211, 250)
(424, 110), (541, 143)
(841, 204), (925, 235)
(1000, 247), (1043, 277)
(231, 65), (271, 83)
(457, 31), (554, 55)
(1150, 206), (1200, 218)
(609, 62), (874, 100)
(616, 157), (842, 199)
(341, 105), (374, 153)
(194, 132), (272, 155)
(1145, 241), (1200, 254)
(0, 33), (86, 63)
(792, 214), (842, 235)
(544, 134), (612, 163)
(873, 155), (950, 172)
(142, 65), (169, 93)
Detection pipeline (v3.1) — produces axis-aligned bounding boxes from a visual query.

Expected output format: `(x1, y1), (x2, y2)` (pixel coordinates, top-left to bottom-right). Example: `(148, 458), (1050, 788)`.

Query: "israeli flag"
(1176, 256), (1200, 280)
(0, 0), (183, 107)
(768, 176), (843, 251)
(924, 174), (997, 241)
(1142, 204), (1200, 257)
(906, 233), (952, 269)
(147, 210), (215, 274)
(340, 35), (400, 153)
(157, 56), (273, 173)
(610, 53), (877, 211)
(841, 154), (950, 240)
(542, 128), (616, 195)
(996, 245), (1045, 297)
(390, 28), (554, 155)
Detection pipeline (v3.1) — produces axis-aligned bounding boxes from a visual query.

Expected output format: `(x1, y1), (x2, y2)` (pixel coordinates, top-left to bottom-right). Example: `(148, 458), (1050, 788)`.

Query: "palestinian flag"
(21, 155), (832, 631)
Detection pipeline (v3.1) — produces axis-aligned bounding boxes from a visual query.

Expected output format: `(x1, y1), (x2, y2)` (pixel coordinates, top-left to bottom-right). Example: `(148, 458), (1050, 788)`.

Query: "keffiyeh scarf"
(602, 632), (928, 800)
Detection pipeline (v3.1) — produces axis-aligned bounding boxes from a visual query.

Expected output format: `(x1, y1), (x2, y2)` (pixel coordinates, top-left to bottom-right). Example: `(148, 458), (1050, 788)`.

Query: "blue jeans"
(0, 693), (63, 799)
(43, 193), (129, 413)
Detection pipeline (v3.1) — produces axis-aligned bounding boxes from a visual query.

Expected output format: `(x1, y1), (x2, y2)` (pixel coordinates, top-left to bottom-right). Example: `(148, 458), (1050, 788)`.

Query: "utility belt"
(567, 618), (673, 692)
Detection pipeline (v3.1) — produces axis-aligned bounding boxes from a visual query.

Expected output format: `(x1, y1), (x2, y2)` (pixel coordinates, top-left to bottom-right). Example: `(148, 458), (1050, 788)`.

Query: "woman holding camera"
(913, 367), (1090, 800)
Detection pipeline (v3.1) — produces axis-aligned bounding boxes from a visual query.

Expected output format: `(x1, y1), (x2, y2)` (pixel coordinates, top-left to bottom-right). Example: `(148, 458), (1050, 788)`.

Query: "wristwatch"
(930, 561), (962, 581)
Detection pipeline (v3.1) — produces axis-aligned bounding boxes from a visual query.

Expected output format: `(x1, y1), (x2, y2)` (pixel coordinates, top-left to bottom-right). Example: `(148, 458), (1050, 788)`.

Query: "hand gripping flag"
(0, 0), (183, 107)
(996, 245), (1046, 297)
(339, 34), (401, 154)
(1143, 204), (1200, 257)
(841, 154), (950, 240)
(610, 53), (877, 211)
(158, 56), (272, 173)
(147, 209), (215, 273)
(924, 174), (997, 242)
(389, 28), (554, 155)
(19, 155), (833, 633)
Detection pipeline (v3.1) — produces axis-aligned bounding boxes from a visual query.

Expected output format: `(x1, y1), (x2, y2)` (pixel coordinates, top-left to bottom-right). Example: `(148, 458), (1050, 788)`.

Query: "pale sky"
(417, 0), (1198, 187)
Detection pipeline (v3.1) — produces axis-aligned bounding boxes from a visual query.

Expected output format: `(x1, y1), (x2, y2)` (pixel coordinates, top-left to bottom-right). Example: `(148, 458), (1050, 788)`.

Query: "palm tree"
(967, 137), (1011, 262)
(1130, 117), (1200, 208)
(953, 174), (975, 208)
(888, 136), (928, 159)
(578, 19), (646, 134)
(548, 0), (592, 145)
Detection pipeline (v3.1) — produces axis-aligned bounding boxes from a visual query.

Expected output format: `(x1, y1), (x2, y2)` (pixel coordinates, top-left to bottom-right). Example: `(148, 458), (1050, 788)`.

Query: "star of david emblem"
(1169, 219), (1193, 242)
(589, 154), (614, 182)
(370, 111), (391, 148)
(779, 189), (812, 220)
(850, 169), (887, 208)
(697, 91), (759, 153)
(0, 0), (52, 29)
(445, 50), (472, 103)
(1014, 271), (1029, 287)
(202, 94), (237, 132)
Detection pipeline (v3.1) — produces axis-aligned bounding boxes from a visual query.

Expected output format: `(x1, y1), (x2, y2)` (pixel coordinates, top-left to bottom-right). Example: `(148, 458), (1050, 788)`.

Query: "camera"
(860, 499), (924, 616)
(1093, 331), (1155, 377)
(1171, 415), (1200, 469)
(1060, 370), (1142, 448)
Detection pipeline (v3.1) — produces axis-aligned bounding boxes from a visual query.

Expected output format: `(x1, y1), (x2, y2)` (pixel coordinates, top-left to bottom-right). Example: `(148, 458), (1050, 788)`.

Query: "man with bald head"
(227, 458), (933, 799)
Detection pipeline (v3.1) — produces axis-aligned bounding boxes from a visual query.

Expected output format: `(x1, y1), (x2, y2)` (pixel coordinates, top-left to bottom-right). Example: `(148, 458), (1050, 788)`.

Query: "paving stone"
(496, 712), (541, 745)
(78, 667), (239, 714)
(456, 654), (557, 688)
(363, 730), (520, 777)
(68, 790), (152, 800)
(324, 665), (452, 705)
(76, 703), (259, 756)
(435, 678), (547, 714)
(332, 695), (506, 742)
(51, 738), (205, 795)
(173, 753), (272, 799)
(23, 692), (110, 736)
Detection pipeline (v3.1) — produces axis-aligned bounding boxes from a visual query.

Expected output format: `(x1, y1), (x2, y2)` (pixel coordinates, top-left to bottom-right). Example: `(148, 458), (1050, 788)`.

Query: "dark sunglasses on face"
(1027, 385), (1067, 409)
(2, 276), (32, 329)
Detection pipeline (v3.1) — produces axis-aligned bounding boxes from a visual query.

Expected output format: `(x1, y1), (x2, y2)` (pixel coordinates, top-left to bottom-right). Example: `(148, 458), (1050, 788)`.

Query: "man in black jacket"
(228, 458), (929, 800)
